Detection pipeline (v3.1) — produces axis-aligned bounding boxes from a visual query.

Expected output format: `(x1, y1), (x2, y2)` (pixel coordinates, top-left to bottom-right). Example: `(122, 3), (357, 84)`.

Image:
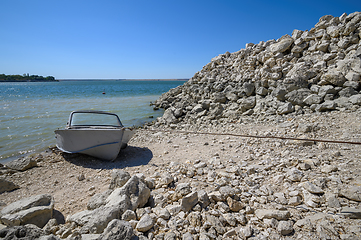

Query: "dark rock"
(0, 178), (19, 194)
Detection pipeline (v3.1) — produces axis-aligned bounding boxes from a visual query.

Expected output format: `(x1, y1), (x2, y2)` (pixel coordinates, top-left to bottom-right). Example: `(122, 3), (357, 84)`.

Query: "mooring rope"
(140, 128), (361, 145)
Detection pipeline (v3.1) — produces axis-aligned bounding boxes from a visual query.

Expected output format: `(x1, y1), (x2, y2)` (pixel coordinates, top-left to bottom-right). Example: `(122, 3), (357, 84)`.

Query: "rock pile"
(2, 148), (361, 240)
(154, 12), (361, 125)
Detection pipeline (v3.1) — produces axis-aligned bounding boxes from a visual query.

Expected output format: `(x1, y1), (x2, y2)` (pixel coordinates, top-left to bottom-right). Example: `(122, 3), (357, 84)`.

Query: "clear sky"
(0, 0), (360, 79)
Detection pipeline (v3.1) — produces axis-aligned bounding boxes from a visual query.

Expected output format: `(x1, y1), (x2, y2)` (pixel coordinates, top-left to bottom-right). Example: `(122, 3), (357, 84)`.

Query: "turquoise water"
(0, 80), (185, 162)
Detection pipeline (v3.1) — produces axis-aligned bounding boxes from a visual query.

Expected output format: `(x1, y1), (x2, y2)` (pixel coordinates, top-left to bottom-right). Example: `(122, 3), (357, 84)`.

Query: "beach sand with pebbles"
(1, 110), (361, 239)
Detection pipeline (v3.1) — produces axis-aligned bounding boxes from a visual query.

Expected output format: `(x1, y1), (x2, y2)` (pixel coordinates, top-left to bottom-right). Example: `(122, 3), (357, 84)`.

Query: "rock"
(66, 206), (121, 234)
(272, 87), (288, 101)
(106, 175), (150, 211)
(204, 214), (225, 235)
(227, 197), (244, 212)
(278, 102), (294, 115)
(270, 37), (294, 53)
(97, 219), (134, 240)
(135, 214), (154, 232)
(212, 92), (227, 103)
(299, 181), (324, 194)
(175, 183), (191, 197)
(5, 156), (37, 171)
(0, 178), (19, 194)
(219, 186), (236, 197)
(340, 207), (361, 219)
(186, 211), (201, 227)
(302, 189), (321, 208)
(0, 194), (54, 228)
(277, 220), (294, 235)
(288, 196), (302, 206)
(0, 224), (46, 239)
(303, 94), (323, 105)
(182, 232), (194, 240)
(39, 234), (61, 240)
(255, 209), (290, 220)
(162, 108), (177, 124)
(239, 225), (253, 238)
(158, 172), (173, 186)
(87, 190), (112, 210)
(109, 170), (131, 190)
(321, 164), (338, 173)
(326, 194), (341, 208)
(285, 88), (312, 106)
(181, 192), (198, 212)
(198, 190), (210, 208)
(349, 94), (361, 105)
(321, 70), (346, 86)
(339, 186), (361, 202)
(121, 210), (136, 221)
(287, 168), (304, 182)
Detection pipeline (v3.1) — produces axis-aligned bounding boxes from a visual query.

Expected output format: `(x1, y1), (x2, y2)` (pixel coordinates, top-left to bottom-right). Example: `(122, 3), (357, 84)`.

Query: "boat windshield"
(70, 112), (123, 127)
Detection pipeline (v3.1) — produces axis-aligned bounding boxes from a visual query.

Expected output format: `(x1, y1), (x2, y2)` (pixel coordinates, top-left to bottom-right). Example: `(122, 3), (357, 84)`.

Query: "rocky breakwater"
(154, 12), (361, 125)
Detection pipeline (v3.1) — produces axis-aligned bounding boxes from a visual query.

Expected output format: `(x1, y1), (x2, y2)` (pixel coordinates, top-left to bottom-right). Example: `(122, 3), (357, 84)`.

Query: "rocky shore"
(1, 11), (361, 240)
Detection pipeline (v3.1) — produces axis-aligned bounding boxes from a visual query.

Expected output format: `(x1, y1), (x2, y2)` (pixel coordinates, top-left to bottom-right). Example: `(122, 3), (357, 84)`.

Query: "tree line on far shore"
(0, 74), (57, 82)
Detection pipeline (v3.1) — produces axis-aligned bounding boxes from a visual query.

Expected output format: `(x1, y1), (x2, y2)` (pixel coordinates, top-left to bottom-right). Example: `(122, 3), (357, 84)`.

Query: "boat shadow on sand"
(59, 146), (154, 170)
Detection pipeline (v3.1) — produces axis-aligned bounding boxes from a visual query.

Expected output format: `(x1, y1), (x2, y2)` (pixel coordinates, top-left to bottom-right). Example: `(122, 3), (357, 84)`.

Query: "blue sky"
(0, 0), (360, 79)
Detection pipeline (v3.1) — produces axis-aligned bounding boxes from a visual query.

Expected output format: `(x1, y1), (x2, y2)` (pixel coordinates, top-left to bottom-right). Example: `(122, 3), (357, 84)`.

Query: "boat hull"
(55, 128), (133, 161)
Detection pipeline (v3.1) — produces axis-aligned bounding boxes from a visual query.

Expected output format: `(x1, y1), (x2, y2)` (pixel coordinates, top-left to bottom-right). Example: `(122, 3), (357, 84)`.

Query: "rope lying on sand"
(140, 128), (361, 145)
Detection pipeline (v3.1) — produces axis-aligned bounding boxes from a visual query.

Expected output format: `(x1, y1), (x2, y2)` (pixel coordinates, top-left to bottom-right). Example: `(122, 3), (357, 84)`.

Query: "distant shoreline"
(57, 79), (189, 81)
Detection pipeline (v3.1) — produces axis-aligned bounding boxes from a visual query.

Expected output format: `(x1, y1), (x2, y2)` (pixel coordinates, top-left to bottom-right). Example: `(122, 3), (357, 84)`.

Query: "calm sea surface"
(0, 80), (185, 163)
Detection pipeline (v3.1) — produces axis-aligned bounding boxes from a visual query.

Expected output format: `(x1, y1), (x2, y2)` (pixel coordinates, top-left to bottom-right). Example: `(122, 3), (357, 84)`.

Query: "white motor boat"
(55, 110), (135, 161)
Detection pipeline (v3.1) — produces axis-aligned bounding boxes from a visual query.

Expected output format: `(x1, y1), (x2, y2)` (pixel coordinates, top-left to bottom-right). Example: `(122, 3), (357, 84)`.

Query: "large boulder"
(67, 175), (150, 234)
(106, 175), (150, 211)
(66, 206), (121, 234)
(0, 194), (54, 228)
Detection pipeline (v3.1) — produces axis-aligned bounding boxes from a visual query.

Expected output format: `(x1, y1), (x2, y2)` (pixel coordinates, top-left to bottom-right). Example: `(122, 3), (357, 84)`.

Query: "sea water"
(0, 80), (185, 162)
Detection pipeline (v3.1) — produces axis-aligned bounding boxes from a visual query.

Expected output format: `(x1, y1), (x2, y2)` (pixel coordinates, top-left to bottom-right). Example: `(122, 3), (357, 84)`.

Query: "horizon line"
(57, 78), (189, 81)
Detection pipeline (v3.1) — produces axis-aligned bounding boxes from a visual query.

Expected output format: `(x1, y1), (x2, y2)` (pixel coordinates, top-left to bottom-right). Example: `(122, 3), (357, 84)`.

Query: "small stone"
(327, 194), (341, 208)
(5, 156), (37, 171)
(288, 196), (302, 206)
(135, 214), (154, 232)
(339, 186), (361, 202)
(299, 181), (324, 194)
(157, 208), (171, 220)
(78, 173), (85, 181)
(287, 168), (304, 182)
(121, 210), (136, 221)
(255, 209), (290, 220)
(227, 197), (244, 212)
(240, 225), (253, 238)
(176, 183), (192, 196)
(264, 218), (278, 228)
(277, 220), (294, 235)
(321, 164), (338, 173)
(181, 192), (198, 212)
(182, 232), (194, 240)
(340, 207), (361, 219)
(298, 162), (311, 170)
